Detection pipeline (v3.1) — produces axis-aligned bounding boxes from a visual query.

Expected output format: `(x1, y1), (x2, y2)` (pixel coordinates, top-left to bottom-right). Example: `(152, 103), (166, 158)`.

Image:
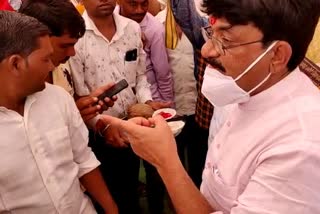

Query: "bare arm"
(99, 115), (214, 213)
(80, 168), (118, 214)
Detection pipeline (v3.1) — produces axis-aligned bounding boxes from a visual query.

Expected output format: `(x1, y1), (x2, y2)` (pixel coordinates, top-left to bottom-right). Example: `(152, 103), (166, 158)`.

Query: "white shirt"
(70, 12), (152, 119)
(0, 84), (99, 213)
(201, 69), (320, 213)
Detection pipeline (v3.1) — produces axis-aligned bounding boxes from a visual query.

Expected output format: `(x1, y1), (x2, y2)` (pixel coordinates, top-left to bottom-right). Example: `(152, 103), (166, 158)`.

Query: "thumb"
(152, 115), (170, 129)
(100, 115), (145, 136)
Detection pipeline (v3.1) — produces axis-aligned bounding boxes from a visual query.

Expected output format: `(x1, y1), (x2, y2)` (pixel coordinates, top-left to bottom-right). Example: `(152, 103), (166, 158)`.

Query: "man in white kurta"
(0, 83), (99, 213)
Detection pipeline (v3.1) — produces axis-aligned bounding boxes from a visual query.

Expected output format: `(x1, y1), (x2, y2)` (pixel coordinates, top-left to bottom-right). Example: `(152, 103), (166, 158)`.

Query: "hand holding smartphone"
(97, 79), (129, 102)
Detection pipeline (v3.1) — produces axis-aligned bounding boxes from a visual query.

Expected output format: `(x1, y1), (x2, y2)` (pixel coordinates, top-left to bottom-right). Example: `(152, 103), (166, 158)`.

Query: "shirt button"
(216, 144), (221, 149)
(227, 121), (231, 127)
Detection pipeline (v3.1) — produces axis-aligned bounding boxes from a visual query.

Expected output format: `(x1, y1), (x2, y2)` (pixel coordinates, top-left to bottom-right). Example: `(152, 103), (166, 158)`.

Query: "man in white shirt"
(0, 11), (117, 213)
(100, 0), (320, 213)
(69, 0), (170, 213)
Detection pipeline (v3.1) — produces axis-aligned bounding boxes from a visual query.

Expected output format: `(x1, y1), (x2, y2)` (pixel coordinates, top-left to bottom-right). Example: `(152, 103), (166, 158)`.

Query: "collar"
(239, 67), (304, 111)
(82, 10), (130, 40)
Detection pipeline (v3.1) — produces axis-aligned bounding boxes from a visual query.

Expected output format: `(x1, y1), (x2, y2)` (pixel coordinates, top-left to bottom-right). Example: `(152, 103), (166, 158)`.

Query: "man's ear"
(270, 41), (292, 74)
(7, 55), (27, 77)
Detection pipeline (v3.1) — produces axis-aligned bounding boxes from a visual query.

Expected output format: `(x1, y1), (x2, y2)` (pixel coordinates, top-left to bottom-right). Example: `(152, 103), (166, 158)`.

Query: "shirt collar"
(139, 13), (149, 28)
(82, 10), (130, 40)
(239, 67), (303, 110)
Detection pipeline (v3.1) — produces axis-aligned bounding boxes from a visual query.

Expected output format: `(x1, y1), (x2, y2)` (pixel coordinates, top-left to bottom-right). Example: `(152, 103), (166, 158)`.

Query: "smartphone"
(125, 49), (138, 61)
(97, 79), (129, 101)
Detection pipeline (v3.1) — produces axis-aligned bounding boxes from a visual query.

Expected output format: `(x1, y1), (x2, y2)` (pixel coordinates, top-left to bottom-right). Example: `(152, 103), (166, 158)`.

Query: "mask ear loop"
(248, 72), (272, 94)
(235, 41), (278, 82)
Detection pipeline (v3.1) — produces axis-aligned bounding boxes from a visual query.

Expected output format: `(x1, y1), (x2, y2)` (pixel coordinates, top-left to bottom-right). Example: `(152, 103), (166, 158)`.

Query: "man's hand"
(100, 116), (129, 148)
(76, 96), (101, 122)
(90, 83), (117, 111)
(75, 83), (117, 123)
(145, 100), (172, 110)
(99, 115), (179, 170)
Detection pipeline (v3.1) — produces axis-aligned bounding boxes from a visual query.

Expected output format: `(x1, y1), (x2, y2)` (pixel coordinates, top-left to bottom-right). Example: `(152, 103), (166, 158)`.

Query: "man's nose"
(201, 39), (220, 59)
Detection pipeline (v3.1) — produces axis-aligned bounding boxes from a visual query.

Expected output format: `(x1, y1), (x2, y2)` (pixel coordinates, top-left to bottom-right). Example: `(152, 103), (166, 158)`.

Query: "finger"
(80, 104), (101, 116)
(101, 115), (150, 137)
(76, 96), (98, 110)
(82, 113), (99, 123)
(103, 97), (115, 107)
(90, 82), (116, 97)
(129, 117), (153, 127)
(111, 96), (117, 101)
(113, 128), (129, 148)
(152, 115), (170, 129)
(161, 102), (173, 108)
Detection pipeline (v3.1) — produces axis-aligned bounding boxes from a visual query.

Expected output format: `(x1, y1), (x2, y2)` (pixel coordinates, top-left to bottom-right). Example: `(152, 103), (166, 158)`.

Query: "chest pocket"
(124, 49), (139, 88)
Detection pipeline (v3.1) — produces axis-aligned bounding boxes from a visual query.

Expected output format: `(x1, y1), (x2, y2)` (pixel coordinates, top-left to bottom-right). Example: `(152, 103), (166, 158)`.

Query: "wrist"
(95, 119), (111, 137)
(157, 155), (183, 177)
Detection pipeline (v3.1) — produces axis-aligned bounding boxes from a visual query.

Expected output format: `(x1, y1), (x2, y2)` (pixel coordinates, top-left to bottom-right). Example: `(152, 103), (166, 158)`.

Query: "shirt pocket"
(124, 60), (138, 88)
(211, 166), (238, 201)
(44, 126), (74, 172)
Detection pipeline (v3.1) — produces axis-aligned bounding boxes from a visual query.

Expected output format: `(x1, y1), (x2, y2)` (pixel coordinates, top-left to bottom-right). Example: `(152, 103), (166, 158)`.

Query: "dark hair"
(202, 0), (320, 71)
(19, 0), (85, 39)
(0, 11), (50, 62)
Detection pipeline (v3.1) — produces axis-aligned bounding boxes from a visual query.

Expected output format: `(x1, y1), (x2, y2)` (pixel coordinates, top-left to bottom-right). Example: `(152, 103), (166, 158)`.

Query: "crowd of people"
(0, 0), (320, 213)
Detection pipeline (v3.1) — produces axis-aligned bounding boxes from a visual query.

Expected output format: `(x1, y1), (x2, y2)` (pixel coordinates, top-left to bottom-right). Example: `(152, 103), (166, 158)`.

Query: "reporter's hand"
(100, 115), (179, 170)
(145, 100), (172, 110)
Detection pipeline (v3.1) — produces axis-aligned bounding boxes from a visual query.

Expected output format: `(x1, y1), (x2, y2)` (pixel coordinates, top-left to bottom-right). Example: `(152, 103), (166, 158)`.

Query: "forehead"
(124, 0), (148, 4)
(211, 18), (262, 38)
(30, 36), (53, 56)
(50, 33), (78, 45)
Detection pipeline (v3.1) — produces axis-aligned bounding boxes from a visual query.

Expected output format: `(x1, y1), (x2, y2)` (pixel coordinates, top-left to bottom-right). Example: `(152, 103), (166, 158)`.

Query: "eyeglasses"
(201, 26), (263, 56)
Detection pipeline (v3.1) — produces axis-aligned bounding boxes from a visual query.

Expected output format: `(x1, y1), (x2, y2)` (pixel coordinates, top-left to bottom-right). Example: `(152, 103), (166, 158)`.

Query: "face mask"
(201, 41), (278, 107)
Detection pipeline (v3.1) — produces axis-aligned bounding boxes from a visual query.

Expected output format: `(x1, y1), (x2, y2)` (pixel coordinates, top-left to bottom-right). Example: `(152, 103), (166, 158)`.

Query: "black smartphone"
(97, 79), (129, 101)
(125, 49), (138, 61)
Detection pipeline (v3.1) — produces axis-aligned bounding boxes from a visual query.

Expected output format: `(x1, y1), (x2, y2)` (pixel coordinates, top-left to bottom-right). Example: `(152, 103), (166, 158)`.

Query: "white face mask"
(201, 41), (278, 107)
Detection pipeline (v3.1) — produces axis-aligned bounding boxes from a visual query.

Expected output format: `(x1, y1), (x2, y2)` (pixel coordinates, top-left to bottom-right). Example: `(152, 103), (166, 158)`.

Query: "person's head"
(19, 0), (85, 66)
(0, 11), (53, 95)
(82, 0), (116, 18)
(201, 0), (320, 94)
(118, 0), (149, 23)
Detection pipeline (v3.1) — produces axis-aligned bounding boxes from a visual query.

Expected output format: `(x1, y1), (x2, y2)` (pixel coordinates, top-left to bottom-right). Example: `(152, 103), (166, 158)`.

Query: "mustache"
(204, 58), (226, 73)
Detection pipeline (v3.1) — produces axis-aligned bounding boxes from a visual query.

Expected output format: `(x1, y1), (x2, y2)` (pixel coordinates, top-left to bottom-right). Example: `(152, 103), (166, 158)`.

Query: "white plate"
(152, 108), (176, 120)
(167, 121), (185, 136)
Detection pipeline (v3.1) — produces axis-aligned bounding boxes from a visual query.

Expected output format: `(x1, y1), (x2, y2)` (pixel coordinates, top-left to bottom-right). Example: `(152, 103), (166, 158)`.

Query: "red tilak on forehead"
(209, 16), (217, 25)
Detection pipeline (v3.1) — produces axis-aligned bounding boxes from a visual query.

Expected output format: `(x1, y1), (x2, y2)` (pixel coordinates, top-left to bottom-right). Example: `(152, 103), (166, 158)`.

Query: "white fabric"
(0, 84), (99, 213)
(201, 69), (320, 213)
(70, 11), (152, 119)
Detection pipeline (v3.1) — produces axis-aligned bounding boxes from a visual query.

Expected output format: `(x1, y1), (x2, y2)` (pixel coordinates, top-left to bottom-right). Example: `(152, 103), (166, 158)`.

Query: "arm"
(171, 0), (208, 49)
(80, 168), (118, 214)
(158, 154), (214, 214)
(65, 94), (118, 213)
(150, 26), (174, 102)
(99, 115), (214, 213)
